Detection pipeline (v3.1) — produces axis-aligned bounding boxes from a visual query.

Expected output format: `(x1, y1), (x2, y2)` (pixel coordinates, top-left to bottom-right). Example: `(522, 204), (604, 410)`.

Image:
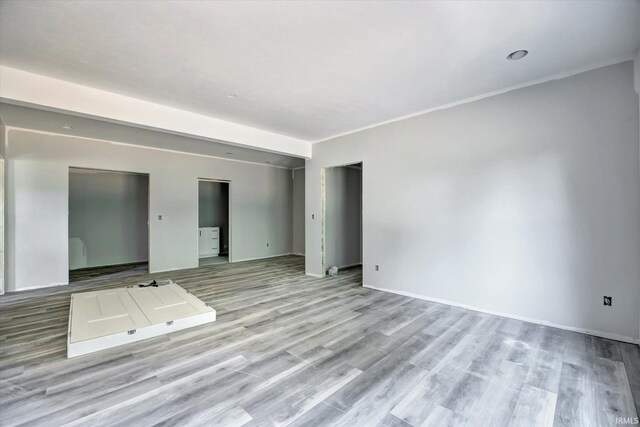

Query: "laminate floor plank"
(509, 384), (557, 427)
(621, 343), (640, 416)
(0, 255), (637, 426)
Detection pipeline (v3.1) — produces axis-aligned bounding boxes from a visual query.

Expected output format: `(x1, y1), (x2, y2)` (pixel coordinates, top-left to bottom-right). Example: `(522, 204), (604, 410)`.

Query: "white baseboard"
(10, 281), (68, 292)
(305, 272), (324, 278)
(151, 265), (196, 274)
(292, 253), (305, 257)
(232, 253), (292, 263)
(363, 284), (639, 345)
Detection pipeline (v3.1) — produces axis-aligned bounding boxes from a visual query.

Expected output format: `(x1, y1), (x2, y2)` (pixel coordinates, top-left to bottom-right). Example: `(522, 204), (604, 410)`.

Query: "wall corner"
(635, 51), (640, 344)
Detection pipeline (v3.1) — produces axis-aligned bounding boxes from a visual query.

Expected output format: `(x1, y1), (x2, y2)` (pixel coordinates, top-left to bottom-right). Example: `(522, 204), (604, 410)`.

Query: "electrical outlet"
(375, 265), (379, 271)
(603, 296), (612, 306)
(158, 215), (162, 220)
(267, 243), (269, 247)
(312, 214), (315, 219)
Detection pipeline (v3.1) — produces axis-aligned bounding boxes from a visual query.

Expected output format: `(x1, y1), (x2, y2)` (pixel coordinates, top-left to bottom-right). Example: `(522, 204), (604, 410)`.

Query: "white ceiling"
(1, 1), (639, 142)
(0, 103), (305, 168)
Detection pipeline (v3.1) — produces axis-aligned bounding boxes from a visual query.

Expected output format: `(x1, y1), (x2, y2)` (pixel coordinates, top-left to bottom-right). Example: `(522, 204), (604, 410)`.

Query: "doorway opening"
(322, 162), (362, 276)
(68, 167), (149, 284)
(198, 179), (230, 266)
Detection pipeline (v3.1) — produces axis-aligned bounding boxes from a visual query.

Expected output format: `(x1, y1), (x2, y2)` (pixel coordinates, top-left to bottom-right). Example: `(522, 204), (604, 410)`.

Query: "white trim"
(291, 253), (305, 257)
(231, 253), (292, 263)
(313, 57), (635, 144)
(5, 127), (298, 170)
(150, 265), (196, 274)
(363, 284), (639, 345)
(305, 272), (324, 278)
(10, 281), (69, 292)
(0, 66), (311, 158)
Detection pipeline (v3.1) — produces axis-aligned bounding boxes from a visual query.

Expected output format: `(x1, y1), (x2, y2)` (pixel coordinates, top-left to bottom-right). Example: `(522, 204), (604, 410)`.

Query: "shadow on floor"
(199, 255), (229, 266)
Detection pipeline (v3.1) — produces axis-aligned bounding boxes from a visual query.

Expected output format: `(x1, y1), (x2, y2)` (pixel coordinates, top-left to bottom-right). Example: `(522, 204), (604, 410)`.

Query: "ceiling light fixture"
(227, 94), (238, 99)
(62, 125), (73, 130)
(507, 50), (529, 61)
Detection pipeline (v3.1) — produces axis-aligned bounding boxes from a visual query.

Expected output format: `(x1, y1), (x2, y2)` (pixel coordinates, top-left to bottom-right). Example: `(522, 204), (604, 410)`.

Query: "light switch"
(158, 215), (162, 220)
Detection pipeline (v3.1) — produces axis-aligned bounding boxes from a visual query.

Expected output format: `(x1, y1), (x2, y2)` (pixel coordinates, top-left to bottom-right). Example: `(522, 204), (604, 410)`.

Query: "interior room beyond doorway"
(323, 162), (362, 275)
(198, 179), (230, 266)
(68, 167), (149, 284)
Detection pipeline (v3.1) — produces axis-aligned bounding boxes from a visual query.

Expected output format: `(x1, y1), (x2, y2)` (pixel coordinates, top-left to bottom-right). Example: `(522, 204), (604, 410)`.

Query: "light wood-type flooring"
(1, 255), (638, 426)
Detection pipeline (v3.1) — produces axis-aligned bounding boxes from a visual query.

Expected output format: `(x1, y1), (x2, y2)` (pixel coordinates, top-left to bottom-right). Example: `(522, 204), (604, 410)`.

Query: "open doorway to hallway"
(322, 162), (362, 275)
(198, 179), (230, 266)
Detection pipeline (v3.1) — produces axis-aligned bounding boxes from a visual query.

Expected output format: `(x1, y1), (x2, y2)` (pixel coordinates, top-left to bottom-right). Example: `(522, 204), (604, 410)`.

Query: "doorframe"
(67, 166), (150, 281)
(320, 161), (363, 277)
(197, 178), (232, 264)
(0, 158), (4, 295)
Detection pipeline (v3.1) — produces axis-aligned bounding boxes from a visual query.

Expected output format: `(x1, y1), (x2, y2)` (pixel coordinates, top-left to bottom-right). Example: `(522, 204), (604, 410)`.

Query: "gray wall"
(325, 166), (361, 269)
(69, 169), (148, 269)
(198, 181), (229, 253)
(292, 168), (305, 255)
(306, 61), (640, 342)
(6, 130), (293, 291)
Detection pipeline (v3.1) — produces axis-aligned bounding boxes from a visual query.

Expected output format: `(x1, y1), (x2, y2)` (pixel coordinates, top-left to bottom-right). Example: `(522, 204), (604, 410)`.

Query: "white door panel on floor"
(128, 284), (214, 324)
(69, 289), (150, 343)
(67, 282), (216, 358)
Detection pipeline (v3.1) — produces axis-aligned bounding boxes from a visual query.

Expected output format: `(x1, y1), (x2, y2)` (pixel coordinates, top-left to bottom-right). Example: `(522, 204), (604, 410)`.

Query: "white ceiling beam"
(0, 66), (312, 158)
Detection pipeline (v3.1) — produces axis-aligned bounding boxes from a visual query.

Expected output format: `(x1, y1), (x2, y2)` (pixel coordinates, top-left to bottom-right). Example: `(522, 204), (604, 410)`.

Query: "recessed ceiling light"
(62, 125), (73, 130)
(227, 94), (238, 99)
(507, 50), (529, 61)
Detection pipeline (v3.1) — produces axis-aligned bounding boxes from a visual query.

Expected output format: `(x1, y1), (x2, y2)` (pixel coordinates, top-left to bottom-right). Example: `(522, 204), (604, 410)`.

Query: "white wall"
(198, 180), (229, 254)
(292, 168), (305, 255)
(0, 119), (5, 158)
(6, 130), (293, 291)
(325, 166), (361, 269)
(306, 61), (640, 342)
(0, 119), (5, 295)
(69, 169), (149, 269)
(635, 51), (640, 341)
